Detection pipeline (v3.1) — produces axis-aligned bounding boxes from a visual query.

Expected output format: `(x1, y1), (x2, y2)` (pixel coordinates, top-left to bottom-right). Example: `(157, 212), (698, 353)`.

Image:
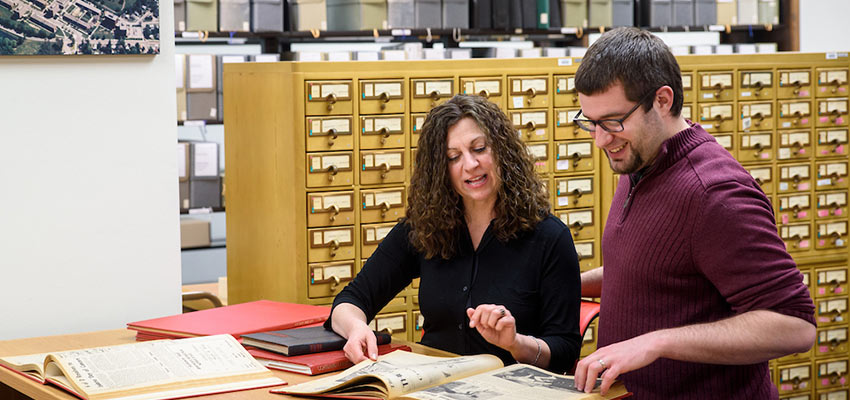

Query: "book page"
(277, 351), (503, 399)
(0, 352), (50, 383)
(399, 364), (627, 400)
(43, 335), (282, 399)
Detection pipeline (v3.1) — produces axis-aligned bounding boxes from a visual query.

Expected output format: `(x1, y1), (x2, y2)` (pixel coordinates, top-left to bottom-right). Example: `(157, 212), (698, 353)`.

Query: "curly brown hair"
(407, 94), (550, 260)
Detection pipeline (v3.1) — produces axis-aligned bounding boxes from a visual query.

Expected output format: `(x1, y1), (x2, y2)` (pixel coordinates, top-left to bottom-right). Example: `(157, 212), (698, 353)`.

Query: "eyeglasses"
(573, 89), (658, 133)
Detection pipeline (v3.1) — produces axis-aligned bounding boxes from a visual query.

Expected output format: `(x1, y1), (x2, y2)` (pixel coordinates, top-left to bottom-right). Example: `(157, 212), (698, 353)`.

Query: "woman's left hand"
(466, 304), (517, 350)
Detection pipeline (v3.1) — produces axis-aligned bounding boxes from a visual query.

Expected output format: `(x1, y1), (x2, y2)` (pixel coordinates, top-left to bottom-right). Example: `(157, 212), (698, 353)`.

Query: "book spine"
(286, 341), (339, 356)
(311, 359), (354, 375)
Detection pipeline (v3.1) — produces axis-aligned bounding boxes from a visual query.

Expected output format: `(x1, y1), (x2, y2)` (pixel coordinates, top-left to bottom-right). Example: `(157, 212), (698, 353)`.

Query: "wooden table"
(0, 329), (451, 400)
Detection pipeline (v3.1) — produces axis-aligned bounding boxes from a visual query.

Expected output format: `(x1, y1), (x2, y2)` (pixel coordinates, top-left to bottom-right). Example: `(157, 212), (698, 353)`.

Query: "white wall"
(0, 3), (180, 340)
(799, 0), (850, 52)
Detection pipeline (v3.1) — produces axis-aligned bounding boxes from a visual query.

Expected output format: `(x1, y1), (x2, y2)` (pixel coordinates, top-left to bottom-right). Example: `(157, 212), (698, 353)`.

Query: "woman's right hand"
(342, 323), (379, 363)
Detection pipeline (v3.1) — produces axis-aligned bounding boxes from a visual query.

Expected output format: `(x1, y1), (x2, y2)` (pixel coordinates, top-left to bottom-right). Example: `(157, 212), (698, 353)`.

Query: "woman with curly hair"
(325, 94), (582, 373)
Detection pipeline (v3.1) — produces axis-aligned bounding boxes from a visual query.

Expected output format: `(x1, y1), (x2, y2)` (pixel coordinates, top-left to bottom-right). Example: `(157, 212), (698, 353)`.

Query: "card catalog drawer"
(555, 176), (595, 209)
(739, 131), (774, 162)
(816, 98), (849, 128)
(698, 71), (735, 102)
(777, 343), (814, 365)
(305, 80), (353, 115)
(413, 310), (424, 339)
(361, 186), (406, 224)
(508, 75), (549, 109)
(526, 142), (551, 174)
(460, 76), (504, 107)
(411, 113), (427, 148)
(359, 79), (405, 114)
(574, 240), (597, 272)
(778, 393), (811, 400)
(554, 108), (583, 140)
(307, 190), (356, 228)
(739, 70), (774, 100)
(361, 222), (396, 259)
(681, 71), (694, 104)
(699, 103), (735, 132)
(817, 129), (849, 158)
(816, 191), (848, 220)
(816, 326), (848, 359)
(510, 109), (549, 142)
(779, 101), (813, 129)
(815, 388), (848, 400)
(816, 266), (849, 298)
(802, 269), (816, 304)
(780, 222), (812, 253)
(779, 130), (813, 162)
(368, 312), (408, 341)
(360, 149), (406, 185)
(556, 208), (597, 241)
(554, 140), (594, 174)
(307, 152), (354, 188)
(816, 68), (849, 98)
(816, 161), (849, 190)
(580, 321), (598, 358)
(307, 260), (356, 299)
(747, 165), (775, 195)
(779, 163), (813, 193)
(816, 296), (849, 326)
(777, 362), (813, 395)
(307, 226), (356, 262)
(411, 78), (454, 112)
(360, 114), (406, 149)
(306, 116), (354, 152)
(713, 132), (736, 158)
(554, 74), (580, 107)
(778, 193), (812, 225)
(815, 358), (848, 391)
(779, 69), (813, 99)
(816, 220), (848, 251)
(740, 102), (775, 131)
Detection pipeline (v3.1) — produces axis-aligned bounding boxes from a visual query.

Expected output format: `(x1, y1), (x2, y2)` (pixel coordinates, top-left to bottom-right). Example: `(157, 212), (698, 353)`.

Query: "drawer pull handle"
(327, 128), (338, 146)
(478, 89), (490, 99)
(380, 201), (391, 217)
(328, 204), (340, 221)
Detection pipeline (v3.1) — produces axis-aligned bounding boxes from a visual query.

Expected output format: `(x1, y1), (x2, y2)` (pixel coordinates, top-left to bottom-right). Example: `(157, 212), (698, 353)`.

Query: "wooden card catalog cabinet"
(308, 260), (355, 298)
(359, 79), (405, 114)
(739, 70), (774, 99)
(779, 69), (813, 99)
(461, 76), (504, 106)
(555, 176), (595, 209)
(307, 226), (355, 262)
(307, 190), (355, 227)
(816, 161), (849, 190)
(361, 222), (395, 258)
(780, 101), (814, 129)
(554, 140), (594, 174)
(360, 115), (406, 149)
(574, 240), (596, 271)
(557, 208), (596, 241)
(817, 129), (849, 158)
(369, 312), (408, 341)
(361, 187), (405, 223)
(306, 116), (354, 152)
(698, 71), (734, 102)
(817, 98), (849, 128)
(816, 220), (848, 250)
(781, 223), (812, 253)
(815, 359), (848, 391)
(747, 165), (775, 195)
(526, 142), (551, 174)
(699, 103), (735, 133)
(411, 113), (426, 147)
(580, 322), (597, 357)
(778, 193), (812, 225)
(778, 363), (813, 395)
(411, 78), (453, 112)
(740, 102), (775, 131)
(306, 80), (353, 115)
(817, 389), (849, 400)
(816, 326), (848, 359)
(554, 108), (582, 140)
(307, 152), (354, 187)
(739, 132), (774, 163)
(682, 72), (694, 103)
(508, 75), (549, 109)
(779, 164), (812, 193)
(816, 266), (849, 298)
(511, 110), (549, 142)
(817, 191), (848, 219)
(554, 74), (580, 107)
(779, 131), (813, 162)
(360, 150), (405, 184)
(816, 296), (849, 326)
(817, 68), (849, 98)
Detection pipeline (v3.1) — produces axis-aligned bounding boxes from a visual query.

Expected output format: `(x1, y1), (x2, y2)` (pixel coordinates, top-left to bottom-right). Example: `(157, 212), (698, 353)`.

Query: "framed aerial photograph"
(0, 0), (158, 55)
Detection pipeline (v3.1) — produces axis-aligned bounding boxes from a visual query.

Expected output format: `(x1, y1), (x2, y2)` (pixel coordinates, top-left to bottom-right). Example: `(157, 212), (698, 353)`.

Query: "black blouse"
(326, 215), (582, 373)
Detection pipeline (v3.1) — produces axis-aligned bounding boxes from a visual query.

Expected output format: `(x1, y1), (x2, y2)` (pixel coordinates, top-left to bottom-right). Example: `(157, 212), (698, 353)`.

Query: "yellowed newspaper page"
(278, 351), (504, 399)
(0, 352), (50, 382)
(43, 334), (283, 400)
(399, 363), (627, 400)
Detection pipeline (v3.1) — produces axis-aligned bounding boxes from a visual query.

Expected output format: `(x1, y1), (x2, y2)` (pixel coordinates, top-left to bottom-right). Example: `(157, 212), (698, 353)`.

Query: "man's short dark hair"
(575, 27), (684, 117)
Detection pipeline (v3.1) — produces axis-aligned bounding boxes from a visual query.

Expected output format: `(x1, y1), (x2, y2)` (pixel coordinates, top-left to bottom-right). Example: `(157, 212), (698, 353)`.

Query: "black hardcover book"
(241, 326), (392, 356)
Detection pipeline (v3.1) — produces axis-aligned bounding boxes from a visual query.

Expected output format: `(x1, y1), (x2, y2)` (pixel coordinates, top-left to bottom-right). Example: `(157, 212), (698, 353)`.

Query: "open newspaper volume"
(274, 350), (629, 400)
(0, 334), (285, 400)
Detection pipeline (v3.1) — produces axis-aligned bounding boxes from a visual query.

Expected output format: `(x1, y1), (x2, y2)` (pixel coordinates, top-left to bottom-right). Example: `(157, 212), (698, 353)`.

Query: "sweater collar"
(634, 121), (714, 180)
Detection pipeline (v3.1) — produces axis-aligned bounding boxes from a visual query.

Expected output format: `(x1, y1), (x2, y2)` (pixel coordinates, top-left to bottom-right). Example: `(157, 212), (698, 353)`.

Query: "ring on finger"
(598, 359), (607, 369)
(499, 308), (506, 317)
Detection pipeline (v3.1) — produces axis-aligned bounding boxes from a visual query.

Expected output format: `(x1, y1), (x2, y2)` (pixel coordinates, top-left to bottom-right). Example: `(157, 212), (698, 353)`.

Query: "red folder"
(127, 300), (330, 339)
(248, 344), (411, 375)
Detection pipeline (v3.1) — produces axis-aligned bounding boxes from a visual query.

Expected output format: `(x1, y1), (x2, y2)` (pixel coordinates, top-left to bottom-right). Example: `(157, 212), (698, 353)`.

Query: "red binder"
(248, 344), (412, 375)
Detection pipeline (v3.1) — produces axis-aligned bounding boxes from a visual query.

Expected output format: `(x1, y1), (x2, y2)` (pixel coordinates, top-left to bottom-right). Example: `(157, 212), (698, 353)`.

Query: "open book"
(274, 351), (628, 400)
(0, 334), (285, 400)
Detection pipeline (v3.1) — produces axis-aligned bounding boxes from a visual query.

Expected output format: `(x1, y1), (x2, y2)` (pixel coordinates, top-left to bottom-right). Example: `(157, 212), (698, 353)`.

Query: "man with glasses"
(571, 27), (816, 399)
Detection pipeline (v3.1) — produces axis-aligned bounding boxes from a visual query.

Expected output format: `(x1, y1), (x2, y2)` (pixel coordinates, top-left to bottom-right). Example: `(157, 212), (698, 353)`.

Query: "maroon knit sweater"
(599, 124), (816, 399)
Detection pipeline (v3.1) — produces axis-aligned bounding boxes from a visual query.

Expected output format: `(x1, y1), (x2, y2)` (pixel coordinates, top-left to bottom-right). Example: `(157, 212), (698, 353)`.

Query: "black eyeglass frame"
(572, 89), (659, 133)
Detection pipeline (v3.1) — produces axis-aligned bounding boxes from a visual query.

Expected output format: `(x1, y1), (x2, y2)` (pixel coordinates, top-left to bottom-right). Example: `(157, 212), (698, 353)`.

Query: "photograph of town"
(0, 0), (158, 55)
